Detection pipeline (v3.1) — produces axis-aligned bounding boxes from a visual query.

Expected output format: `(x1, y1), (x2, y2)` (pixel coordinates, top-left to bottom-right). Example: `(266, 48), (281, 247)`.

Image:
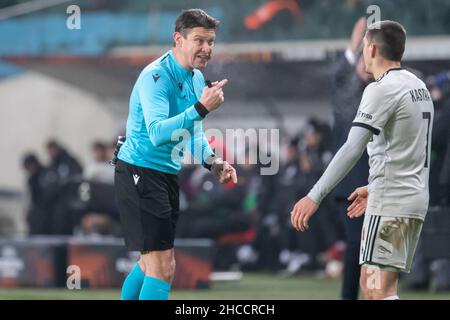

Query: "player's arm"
(291, 126), (372, 231)
(291, 84), (394, 231)
(310, 83), (396, 204)
(307, 126), (373, 204)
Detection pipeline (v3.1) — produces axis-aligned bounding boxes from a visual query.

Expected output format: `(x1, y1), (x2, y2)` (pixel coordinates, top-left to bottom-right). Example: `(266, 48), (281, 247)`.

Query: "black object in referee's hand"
(206, 80), (213, 88)
(109, 136), (126, 166)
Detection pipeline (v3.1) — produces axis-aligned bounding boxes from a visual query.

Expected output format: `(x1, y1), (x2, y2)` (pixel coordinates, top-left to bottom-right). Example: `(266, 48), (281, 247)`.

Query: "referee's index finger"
(215, 79), (228, 89)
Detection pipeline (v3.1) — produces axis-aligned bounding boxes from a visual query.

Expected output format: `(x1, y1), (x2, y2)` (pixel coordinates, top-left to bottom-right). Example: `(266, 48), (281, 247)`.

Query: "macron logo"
(133, 174), (140, 185)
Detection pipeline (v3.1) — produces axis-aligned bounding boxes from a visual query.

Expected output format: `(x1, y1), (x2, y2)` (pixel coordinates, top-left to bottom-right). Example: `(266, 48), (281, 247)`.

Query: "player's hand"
(199, 79), (228, 112)
(347, 186), (368, 218)
(350, 17), (367, 54)
(290, 196), (319, 232)
(211, 158), (237, 184)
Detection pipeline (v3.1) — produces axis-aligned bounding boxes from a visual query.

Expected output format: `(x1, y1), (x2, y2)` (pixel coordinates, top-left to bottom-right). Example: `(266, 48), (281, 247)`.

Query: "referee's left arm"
(187, 120), (216, 170)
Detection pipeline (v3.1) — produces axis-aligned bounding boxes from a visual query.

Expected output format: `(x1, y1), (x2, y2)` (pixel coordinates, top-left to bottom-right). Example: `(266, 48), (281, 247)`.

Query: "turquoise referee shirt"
(118, 50), (214, 174)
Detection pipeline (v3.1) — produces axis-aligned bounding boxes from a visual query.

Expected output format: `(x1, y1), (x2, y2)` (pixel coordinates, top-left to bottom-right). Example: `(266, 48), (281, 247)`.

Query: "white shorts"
(359, 215), (423, 273)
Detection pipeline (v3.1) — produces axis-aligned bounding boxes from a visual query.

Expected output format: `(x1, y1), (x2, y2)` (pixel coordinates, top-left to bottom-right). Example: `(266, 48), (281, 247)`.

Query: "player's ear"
(370, 43), (377, 59)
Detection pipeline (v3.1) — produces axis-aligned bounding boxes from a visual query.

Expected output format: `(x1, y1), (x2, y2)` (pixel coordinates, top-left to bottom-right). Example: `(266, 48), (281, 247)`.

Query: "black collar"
(376, 67), (403, 82)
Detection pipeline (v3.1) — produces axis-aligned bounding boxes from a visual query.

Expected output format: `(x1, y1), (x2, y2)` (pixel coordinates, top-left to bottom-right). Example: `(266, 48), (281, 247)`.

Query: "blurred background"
(0, 0), (449, 299)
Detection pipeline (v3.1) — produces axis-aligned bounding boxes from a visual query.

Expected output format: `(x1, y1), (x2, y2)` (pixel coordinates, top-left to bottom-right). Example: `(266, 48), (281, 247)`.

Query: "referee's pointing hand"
(199, 79), (228, 112)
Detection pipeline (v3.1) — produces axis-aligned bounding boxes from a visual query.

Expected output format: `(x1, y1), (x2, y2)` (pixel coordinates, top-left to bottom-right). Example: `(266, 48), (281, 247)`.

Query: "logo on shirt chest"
(177, 81), (200, 101)
(152, 73), (161, 83)
(177, 82), (188, 99)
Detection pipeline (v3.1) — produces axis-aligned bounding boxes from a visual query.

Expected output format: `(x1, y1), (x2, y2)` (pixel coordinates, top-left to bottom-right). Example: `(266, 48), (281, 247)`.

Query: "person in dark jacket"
(330, 17), (372, 300)
(22, 153), (58, 234)
(46, 140), (83, 234)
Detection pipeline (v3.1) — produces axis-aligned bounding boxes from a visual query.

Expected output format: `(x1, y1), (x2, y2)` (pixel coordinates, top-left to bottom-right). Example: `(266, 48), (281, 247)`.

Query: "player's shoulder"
(363, 69), (410, 97)
(380, 68), (425, 89)
(362, 81), (386, 98)
(402, 69), (428, 89)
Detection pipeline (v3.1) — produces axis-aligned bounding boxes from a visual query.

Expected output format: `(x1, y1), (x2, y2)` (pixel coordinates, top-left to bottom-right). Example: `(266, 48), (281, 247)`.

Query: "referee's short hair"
(366, 20), (406, 62)
(175, 9), (220, 37)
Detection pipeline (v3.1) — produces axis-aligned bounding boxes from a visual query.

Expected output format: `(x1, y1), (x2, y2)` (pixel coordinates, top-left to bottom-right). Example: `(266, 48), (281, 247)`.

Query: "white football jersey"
(353, 68), (434, 221)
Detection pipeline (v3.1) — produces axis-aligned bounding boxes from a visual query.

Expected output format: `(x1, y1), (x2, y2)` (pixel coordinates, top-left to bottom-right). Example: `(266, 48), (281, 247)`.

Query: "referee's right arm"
(140, 72), (205, 147)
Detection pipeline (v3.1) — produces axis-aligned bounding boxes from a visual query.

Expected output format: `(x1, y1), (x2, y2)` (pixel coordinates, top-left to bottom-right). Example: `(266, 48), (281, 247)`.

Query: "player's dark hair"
(366, 20), (406, 62)
(174, 9), (219, 40)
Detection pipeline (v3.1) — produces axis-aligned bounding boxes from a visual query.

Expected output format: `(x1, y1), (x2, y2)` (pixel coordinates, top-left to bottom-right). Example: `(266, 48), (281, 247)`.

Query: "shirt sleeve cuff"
(194, 101), (209, 118)
(345, 48), (357, 66)
(203, 154), (218, 171)
(307, 189), (322, 205)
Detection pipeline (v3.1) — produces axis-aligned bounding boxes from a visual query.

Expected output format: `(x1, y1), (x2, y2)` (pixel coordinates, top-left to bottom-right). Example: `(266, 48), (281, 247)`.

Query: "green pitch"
(0, 273), (448, 300)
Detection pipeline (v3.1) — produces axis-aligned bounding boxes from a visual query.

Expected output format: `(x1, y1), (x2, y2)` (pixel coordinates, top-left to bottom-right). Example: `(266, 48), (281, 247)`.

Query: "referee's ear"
(173, 32), (183, 47)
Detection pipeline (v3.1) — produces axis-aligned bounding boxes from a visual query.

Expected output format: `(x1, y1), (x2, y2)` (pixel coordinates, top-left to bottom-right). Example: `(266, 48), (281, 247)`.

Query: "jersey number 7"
(422, 112), (431, 168)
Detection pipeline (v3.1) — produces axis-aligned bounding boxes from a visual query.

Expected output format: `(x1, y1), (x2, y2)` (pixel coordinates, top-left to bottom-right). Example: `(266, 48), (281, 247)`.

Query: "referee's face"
(177, 27), (215, 70)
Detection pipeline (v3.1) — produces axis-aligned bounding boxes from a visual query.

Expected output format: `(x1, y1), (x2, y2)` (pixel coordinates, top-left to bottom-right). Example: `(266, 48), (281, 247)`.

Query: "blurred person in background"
(427, 71), (450, 206)
(294, 119), (339, 271)
(84, 141), (114, 185)
(242, 145), (280, 272)
(46, 139), (83, 183)
(277, 119), (338, 275)
(22, 153), (58, 235)
(404, 71), (450, 292)
(273, 136), (305, 273)
(330, 17), (372, 300)
(45, 140), (83, 235)
(75, 140), (120, 236)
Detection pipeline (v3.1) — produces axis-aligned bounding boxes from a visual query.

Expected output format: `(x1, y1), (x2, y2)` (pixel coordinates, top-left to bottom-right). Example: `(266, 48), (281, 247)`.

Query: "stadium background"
(0, 0), (449, 299)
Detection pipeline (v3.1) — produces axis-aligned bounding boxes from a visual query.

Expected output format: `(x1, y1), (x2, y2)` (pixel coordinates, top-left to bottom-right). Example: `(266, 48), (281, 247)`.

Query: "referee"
(115, 9), (237, 300)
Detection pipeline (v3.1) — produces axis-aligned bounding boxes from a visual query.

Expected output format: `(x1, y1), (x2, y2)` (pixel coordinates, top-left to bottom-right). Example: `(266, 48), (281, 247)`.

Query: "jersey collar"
(168, 50), (195, 83)
(376, 67), (403, 82)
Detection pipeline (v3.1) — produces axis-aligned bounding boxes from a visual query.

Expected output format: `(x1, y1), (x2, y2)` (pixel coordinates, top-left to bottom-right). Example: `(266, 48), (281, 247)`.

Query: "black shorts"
(114, 160), (179, 252)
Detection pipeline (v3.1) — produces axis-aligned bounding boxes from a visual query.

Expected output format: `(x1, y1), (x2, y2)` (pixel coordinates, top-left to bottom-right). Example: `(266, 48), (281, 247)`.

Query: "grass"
(0, 273), (449, 300)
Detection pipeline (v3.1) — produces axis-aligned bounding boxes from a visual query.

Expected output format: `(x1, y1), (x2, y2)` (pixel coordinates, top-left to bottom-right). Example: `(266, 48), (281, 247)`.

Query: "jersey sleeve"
(307, 126), (373, 204)
(352, 83), (396, 135)
(187, 121), (215, 167)
(139, 71), (204, 147)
